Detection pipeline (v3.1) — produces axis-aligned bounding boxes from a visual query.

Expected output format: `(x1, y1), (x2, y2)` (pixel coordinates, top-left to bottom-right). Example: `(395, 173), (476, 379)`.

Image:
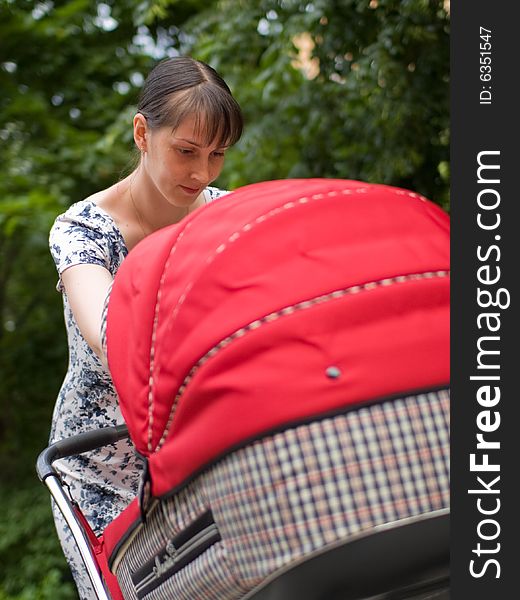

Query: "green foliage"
(0, 3), (153, 592)
(0, 0), (151, 476)
(0, 193), (67, 480)
(175, 0), (450, 208)
(0, 485), (76, 599)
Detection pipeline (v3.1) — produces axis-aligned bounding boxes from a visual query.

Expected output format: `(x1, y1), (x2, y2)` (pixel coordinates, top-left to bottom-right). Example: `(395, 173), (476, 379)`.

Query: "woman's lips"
(180, 185), (200, 195)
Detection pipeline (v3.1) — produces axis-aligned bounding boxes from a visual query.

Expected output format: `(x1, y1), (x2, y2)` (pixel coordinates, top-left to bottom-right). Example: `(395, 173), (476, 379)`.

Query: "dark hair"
(137, 57), (243, 148)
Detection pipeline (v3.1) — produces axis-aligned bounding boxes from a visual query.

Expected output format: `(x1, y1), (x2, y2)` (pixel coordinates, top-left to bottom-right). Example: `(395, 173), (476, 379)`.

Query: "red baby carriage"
(37, 178), (450, 599)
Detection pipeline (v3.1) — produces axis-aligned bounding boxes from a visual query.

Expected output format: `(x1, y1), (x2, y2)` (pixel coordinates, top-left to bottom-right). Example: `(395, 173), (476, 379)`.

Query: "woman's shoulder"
(50, 196), (125, 253)
(53, 197), (117, 233)
(49, 196), (126, 268)
(49, 197), (128, 285)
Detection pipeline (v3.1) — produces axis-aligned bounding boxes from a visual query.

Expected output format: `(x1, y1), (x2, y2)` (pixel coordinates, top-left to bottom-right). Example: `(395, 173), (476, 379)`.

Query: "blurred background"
(0, 1), (449, 597)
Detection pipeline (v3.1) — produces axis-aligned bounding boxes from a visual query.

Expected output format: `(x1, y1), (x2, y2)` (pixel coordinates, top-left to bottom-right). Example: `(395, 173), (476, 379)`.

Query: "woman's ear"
(133, 113), (148, 153)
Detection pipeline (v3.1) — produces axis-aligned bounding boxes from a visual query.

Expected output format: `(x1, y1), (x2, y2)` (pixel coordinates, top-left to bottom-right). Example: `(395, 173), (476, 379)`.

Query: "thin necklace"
(129, 181), (190, 240)
(129, 181), (149, 239)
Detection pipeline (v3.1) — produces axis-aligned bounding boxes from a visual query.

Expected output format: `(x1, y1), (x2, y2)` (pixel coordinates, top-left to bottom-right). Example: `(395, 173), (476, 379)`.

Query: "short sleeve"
(49, 208), (111, 292)
(204, 186), (230, 203)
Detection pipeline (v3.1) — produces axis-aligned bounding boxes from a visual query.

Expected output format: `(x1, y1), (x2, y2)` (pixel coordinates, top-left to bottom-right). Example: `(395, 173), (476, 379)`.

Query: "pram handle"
(36, 424), (130, 600)
(36, 424), (129, 481)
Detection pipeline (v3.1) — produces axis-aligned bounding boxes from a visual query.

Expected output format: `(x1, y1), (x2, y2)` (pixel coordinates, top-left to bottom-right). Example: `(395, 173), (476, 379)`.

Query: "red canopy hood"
(106, 179), (450, 496)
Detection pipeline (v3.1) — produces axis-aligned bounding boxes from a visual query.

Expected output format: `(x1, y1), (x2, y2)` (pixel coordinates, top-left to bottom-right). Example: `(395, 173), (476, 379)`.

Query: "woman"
(48, 56), (243, 598)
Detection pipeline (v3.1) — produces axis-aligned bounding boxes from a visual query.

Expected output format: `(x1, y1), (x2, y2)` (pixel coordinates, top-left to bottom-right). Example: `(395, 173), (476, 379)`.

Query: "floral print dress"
(49, 187), (227, 599)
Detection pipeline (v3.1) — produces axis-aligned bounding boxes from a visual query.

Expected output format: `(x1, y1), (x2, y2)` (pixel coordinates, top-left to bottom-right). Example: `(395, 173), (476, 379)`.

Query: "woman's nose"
(190, 157), (211, 183)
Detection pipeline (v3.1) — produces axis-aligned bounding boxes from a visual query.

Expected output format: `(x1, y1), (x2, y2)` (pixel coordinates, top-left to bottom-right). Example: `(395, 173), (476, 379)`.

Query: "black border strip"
(130, 509), (221, 598)
(451, 2), (517, 597)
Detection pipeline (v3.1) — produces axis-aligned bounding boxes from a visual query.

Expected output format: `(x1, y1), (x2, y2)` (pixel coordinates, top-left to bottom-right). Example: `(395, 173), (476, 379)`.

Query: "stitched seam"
(146, 191), (222, 449)
(148, 185), (430, 450)
(160, 185), (429, 355)
(155, 269), (449, 450)
(147, 223), (194, 452)
(150, 190), (347, 451)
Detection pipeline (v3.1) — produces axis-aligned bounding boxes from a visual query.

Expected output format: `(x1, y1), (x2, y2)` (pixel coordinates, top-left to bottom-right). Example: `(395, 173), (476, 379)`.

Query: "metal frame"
(36, 425), (129, 600)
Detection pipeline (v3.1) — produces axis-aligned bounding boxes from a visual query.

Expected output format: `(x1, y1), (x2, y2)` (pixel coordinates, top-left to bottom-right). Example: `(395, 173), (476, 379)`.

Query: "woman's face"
(141, 114), (228, 206)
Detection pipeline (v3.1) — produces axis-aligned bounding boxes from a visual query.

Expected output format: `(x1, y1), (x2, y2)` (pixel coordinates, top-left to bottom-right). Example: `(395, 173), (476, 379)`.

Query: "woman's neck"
(94, 171), (205, 252)
(127, 169), (202, 233)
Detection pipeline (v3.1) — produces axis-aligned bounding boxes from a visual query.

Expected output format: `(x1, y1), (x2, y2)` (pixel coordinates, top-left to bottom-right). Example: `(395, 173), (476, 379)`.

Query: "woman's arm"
(61, 264), (114, 366)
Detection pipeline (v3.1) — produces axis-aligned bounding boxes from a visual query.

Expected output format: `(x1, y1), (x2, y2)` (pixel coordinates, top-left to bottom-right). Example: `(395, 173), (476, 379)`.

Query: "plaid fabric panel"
(206, 389), (450, 586)
(116, 389), (449, 598)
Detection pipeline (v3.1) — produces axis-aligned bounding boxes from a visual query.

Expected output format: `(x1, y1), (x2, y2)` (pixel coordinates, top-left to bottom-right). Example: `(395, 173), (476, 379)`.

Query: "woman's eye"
(212, 151), (225, 158)
(177, 148), (193, 155)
